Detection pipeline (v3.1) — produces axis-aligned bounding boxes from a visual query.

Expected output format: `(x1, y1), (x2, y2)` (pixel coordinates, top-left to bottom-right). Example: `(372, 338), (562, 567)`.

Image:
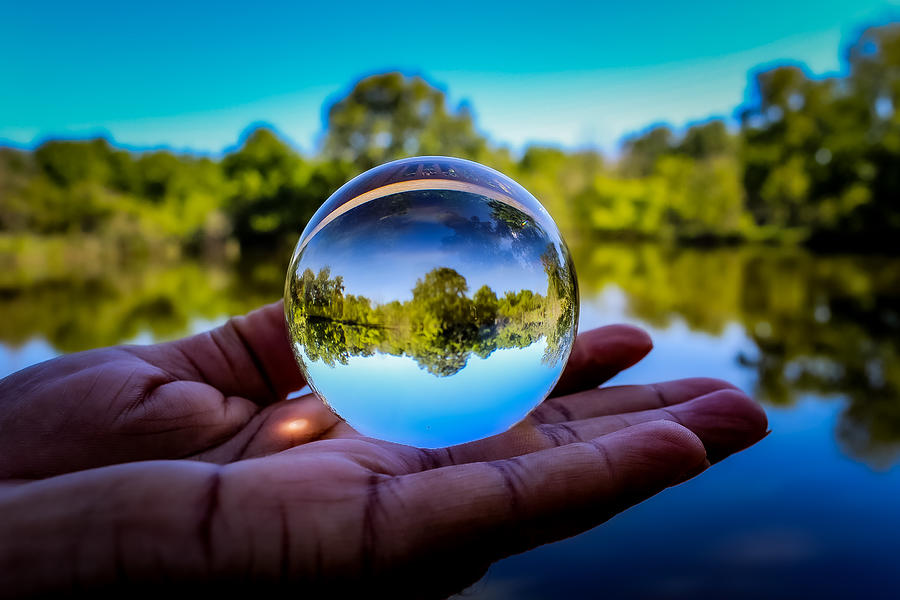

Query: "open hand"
(0, 302), (767, 598)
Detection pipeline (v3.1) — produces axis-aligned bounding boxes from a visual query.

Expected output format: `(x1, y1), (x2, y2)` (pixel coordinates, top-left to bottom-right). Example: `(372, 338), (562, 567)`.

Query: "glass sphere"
(285, 156), (578, 447)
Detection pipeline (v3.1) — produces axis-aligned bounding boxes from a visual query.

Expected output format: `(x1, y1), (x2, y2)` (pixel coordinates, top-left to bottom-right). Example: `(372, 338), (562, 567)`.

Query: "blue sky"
(2, 0), (898, 155)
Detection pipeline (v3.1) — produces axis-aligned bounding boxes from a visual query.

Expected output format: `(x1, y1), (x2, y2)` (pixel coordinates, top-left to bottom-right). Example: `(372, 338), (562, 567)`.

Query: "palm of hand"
(0, 302), (767, 598)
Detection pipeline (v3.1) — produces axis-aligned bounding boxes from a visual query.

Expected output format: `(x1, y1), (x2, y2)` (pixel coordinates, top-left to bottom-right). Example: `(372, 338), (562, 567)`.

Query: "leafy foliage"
(3, 23), (900, 252)
(287, 261), (576, 377)
(323, 73), (489, 171)
(737, 23), (900, 245)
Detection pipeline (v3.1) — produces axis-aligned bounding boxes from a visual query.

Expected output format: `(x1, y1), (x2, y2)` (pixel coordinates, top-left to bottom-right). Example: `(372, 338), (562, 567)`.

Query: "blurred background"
(2, 1), (900, 597)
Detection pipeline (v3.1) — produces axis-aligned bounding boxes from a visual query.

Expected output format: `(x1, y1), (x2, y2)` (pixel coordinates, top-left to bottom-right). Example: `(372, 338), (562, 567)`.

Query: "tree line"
(1, 22), (899, 253)
(286, 252), (576, 377)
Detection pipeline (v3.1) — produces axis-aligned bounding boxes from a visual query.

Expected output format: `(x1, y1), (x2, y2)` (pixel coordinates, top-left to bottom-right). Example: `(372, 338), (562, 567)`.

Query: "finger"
(193, 393), (358, 463)
(549, 325), (652, 398)
(112, 380), (258, 460)
(0, 356), (262, 479)
(529, 388), (767, 464)
(444, 386), (766, 466)
(532, 377), (739, 424)
(385, 421), (708, 566)
(148, 301), (306, 405)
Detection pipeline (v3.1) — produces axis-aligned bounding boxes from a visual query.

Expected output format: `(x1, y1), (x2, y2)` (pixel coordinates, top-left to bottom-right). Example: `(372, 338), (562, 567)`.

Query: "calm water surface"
(2, 243), (899, 598)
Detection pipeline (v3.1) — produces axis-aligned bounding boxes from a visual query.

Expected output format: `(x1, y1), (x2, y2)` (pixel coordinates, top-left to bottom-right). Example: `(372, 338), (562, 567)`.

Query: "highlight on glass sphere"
(284, 156), (578, 447)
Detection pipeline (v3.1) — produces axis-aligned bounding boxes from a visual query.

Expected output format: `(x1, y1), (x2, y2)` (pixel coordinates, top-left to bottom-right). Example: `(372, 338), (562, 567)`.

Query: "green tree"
(33, 138), (117, 188)
(323, 73), (488, 171)
(515, 146), (604, 234)
(473, 284), (499, 327)
(677, 119), (735, 159)
(736, 23), (900, 244)
(845, 23), (900, 240)
(223, 126), (350, 247)
(654, 154), (747, 238)
(620, 124), (676, 176)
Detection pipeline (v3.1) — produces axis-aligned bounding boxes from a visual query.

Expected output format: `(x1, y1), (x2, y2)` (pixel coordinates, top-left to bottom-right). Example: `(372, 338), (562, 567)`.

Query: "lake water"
(2, 242), (899, 598)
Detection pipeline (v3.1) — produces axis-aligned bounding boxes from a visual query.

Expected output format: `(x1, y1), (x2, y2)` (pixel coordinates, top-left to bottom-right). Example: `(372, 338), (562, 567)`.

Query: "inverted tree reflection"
(287, 257), (576, 377)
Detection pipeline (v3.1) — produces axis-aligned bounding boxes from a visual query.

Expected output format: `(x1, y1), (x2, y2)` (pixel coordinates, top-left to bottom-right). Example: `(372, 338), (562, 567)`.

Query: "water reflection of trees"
(286, 255), (576, 377)
(0, 257), (285, 353)
(2, 242), (897, 466)
(573, 242), (900, 468)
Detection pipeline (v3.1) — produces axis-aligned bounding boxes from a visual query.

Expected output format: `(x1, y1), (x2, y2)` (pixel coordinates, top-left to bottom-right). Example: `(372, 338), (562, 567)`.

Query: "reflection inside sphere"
(285, 157), (578, 447)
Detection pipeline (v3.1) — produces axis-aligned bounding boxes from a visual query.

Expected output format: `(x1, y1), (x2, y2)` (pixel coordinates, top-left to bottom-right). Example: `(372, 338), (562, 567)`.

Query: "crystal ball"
(284, 156), (578, 447)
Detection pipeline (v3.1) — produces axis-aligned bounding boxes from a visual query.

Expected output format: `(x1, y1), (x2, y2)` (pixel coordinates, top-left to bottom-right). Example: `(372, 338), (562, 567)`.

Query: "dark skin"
(0, 301), (768, 599)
